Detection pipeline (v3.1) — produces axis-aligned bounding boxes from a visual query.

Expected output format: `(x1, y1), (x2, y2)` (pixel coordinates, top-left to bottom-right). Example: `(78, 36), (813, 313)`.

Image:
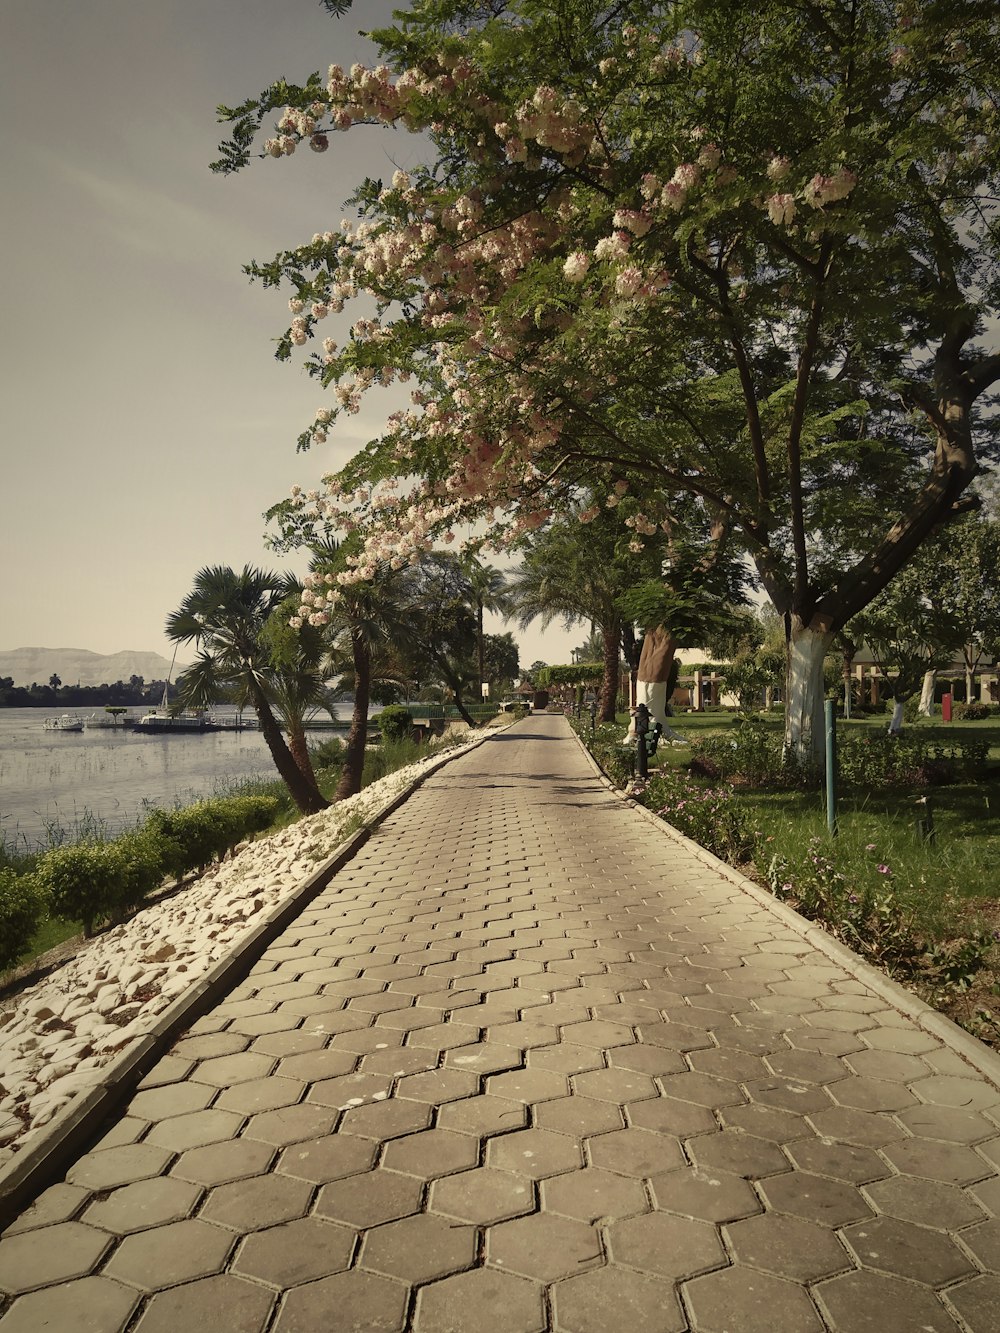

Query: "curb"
(569, 723), (1000, 1091)
(0, 726), (503, 1230)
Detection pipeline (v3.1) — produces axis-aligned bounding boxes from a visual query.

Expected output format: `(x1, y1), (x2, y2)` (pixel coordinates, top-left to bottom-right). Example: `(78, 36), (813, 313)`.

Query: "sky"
(0, 0), (580, 675)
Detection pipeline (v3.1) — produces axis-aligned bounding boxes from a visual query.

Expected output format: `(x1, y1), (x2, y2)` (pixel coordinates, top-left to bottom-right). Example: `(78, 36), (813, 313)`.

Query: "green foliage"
(35, 843), (132, 937)
(838, 733), (989, 789)
(689, 719), (819, 788)
(0, 868), (46, 972)
(144, 795), (279, 881)
(955, 701), (994, 722)
(377, 705), (414, 742)
(760, 839), (991, 996)
(536, 663), (603, 687)
(639, 772), (757, 863)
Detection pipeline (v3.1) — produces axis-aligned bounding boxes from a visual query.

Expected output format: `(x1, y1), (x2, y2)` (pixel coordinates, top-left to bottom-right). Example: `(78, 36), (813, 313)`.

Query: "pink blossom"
(766, 193), (797, 225)
(563, 251), (591, 282)
(766, 155), (791, 181)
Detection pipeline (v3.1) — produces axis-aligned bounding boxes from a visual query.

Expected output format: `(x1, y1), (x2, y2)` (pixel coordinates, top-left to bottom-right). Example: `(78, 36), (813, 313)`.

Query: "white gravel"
(0, 733), (484, 1165)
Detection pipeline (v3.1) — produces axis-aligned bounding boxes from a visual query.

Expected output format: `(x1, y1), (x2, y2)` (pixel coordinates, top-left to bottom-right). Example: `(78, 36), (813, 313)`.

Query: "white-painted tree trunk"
(843, 678), (851, 720)
(966, 668), (975, 705)
(887, 699), (905, 734)
(918, 670), (936, 717)
(633, 680), (689, 744)
(784, 623), (834, 766)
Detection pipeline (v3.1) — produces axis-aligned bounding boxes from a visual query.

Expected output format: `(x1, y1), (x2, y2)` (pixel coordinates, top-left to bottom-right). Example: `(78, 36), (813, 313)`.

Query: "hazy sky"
(0, 0), (579, 673)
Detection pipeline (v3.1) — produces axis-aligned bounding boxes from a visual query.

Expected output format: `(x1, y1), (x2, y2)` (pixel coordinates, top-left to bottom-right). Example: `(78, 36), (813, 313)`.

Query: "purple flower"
(877, 864), (892, 876)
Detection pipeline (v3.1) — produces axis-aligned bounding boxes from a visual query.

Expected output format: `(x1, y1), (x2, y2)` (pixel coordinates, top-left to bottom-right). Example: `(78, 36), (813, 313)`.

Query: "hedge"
(0, 868), (46, 971)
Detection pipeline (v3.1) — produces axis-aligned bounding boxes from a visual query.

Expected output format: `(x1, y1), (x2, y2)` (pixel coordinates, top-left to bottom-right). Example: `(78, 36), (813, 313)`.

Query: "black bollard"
(635, 703), (650, 781)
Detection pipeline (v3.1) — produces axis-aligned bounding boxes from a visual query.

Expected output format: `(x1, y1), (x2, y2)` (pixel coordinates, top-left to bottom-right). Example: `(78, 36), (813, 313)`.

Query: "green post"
(824, 698), (838, 837)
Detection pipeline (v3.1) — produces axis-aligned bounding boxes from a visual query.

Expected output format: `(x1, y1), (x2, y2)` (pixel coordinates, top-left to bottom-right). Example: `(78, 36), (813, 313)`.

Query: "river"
(0, 706), (352, 854)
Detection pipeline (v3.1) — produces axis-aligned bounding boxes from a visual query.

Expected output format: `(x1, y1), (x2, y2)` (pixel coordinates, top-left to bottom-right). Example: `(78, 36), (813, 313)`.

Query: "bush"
(691, 719), (818, 788)
(954, 700), (992, 721)
(377, 705), (415, 742)
(0, 868), (46, 971)
(838, 733), (989, 789)
(35, 843), (129, 936)
(640, 771), (757, 862)
(146, 796), (279, 879)
(310, 736), (345, 771)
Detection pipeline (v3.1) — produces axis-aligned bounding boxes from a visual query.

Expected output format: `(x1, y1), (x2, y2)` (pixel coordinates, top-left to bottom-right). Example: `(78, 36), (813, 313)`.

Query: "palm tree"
(308, 540), (413, 801)
(508, 515), (634, 722)
(462, 557), (514, 699)
(167, 565), (328, 815)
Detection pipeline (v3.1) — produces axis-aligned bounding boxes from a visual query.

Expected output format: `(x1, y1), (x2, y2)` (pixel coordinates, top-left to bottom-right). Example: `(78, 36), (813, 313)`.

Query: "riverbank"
(0, 727), (492, 1165)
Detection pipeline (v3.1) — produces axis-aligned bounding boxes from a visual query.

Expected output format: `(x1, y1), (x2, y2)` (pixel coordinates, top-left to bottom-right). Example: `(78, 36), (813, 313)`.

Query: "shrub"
(145, 795), (279, 879)
(107, 832), (168, 915)
(377, 706), (414, 742)
(310, 736), (346, 770)
(691, 719), (818, 788)
(0, 868), (46, 971)
(838, 733), (989, 788)
(35, 843), (126, 936)
(640, 772), (757, 862)
(954, 700), (992, 721)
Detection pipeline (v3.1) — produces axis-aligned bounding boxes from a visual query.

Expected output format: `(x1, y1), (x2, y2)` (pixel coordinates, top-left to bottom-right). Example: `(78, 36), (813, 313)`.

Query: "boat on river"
(134, 709), (214, 733)
(42, 714), (85, 732)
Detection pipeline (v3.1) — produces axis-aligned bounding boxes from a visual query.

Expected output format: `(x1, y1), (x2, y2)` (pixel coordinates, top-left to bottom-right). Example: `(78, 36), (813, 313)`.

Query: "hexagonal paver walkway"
(3, 713), (1000, 1331)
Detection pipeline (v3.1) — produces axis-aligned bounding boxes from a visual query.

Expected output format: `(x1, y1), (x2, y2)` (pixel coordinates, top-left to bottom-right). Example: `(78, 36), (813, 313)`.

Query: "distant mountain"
(0, 648), (187, 688)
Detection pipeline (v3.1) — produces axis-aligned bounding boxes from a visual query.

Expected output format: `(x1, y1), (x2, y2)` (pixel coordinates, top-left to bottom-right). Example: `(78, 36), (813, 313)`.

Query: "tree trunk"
(621, 623), (640, 708)
(918, 670), (937, 717)
(451, 688), (476, 728)
(636, 626), (687, 743)
(888, 699), (906, 734)
(337, 630), (370, 801)
(251, 684), (328, 814)
(288, 724), (319, 786)
(784, 619), (834, 766)
(477, 599), (485, 700)
(599, 617), (620, 723)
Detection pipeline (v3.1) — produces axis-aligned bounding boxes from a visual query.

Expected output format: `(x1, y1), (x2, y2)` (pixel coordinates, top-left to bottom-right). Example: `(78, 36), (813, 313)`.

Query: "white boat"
(43, 714), (85, 732)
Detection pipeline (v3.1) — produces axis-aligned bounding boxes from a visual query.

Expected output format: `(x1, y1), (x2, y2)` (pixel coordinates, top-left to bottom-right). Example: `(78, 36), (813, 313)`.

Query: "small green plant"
(0, 868), (47, 971)
(35, 843), (129, 937)
(640, 771), (757, 862)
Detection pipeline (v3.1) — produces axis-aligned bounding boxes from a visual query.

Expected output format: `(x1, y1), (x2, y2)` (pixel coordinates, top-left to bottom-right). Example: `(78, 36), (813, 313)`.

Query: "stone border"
(571, 725), (1000, 1091)
(0, 727), (502, 1229)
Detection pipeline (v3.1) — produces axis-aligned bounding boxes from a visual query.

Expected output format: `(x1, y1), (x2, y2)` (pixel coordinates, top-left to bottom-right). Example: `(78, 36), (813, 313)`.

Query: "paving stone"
(412, 1267), (545, 1333)
(896, 1103), (996, 1144)
(541, 1166), (649, 1222)
(380, 1127), (480, 1179)
(842, 1214), (977, 1286)
(0, 1276), (139, 1333)
(916, 1076), (1000, 1112)
(314, 1167), (422, 1228)
(429, 1165), (534, 1223)
(274, 1048), (359, 1081)
(881, 1138), (992, 1186)
(742, 1076), (832, 1114)
(783, 1139), (889, 1184)
(959, 1216), (1000, 1268)
(586, 1126), (684, 1177)
(190, 1051), (276, 1087)
(102, 1217), (235, 1290)
(66, 1143), (173, 1191)
(759, 1170), (873, 1227)
(233, 1215), (356, 1287)
(486, 1067), (570, 1103)
(607, 1210), (725, 1278)
(0, 1220), (111, 1293)
(807, 1105), (906, 1148)
(243, 1102), (338, 1146)
(682, 1264), (825, 1333)
(726, 1212), (851, 1282)
(945, 1274), (1000, 1333)
(535, 1095), (624, 1137)
(216, 1076), (305, 1115)
(687, 1129), (789, 1179)
(82, 1175), (201, 1233)
(199, 1172), (314, 1231)
(627, 1094), (717, 1138)
(864, 1175), (987, 1230)
(487, 1212), (602, 1282)
(172, 1033), (250, 1061)
(276, 1133), (375, 1182)
(360, 1212), (477, 1283)
(552, 1263), (686, 1333)
(440, 1093), (533, 1135)
(171, 1136), (275, 1186)
(145, 1107), (244, 1153)
(306, 1070), (393, 1110)
(1, 1181), (89, 1235)
(649, 1166), (761, 1223)
(814, 1268), (960, 1333)
(135, 1273), (276, 1333)
(486, 1127), (584, 1178)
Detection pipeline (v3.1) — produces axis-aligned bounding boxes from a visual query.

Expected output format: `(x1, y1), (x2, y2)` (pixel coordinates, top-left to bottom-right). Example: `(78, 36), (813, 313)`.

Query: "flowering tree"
(217, 0), (1000, 762)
